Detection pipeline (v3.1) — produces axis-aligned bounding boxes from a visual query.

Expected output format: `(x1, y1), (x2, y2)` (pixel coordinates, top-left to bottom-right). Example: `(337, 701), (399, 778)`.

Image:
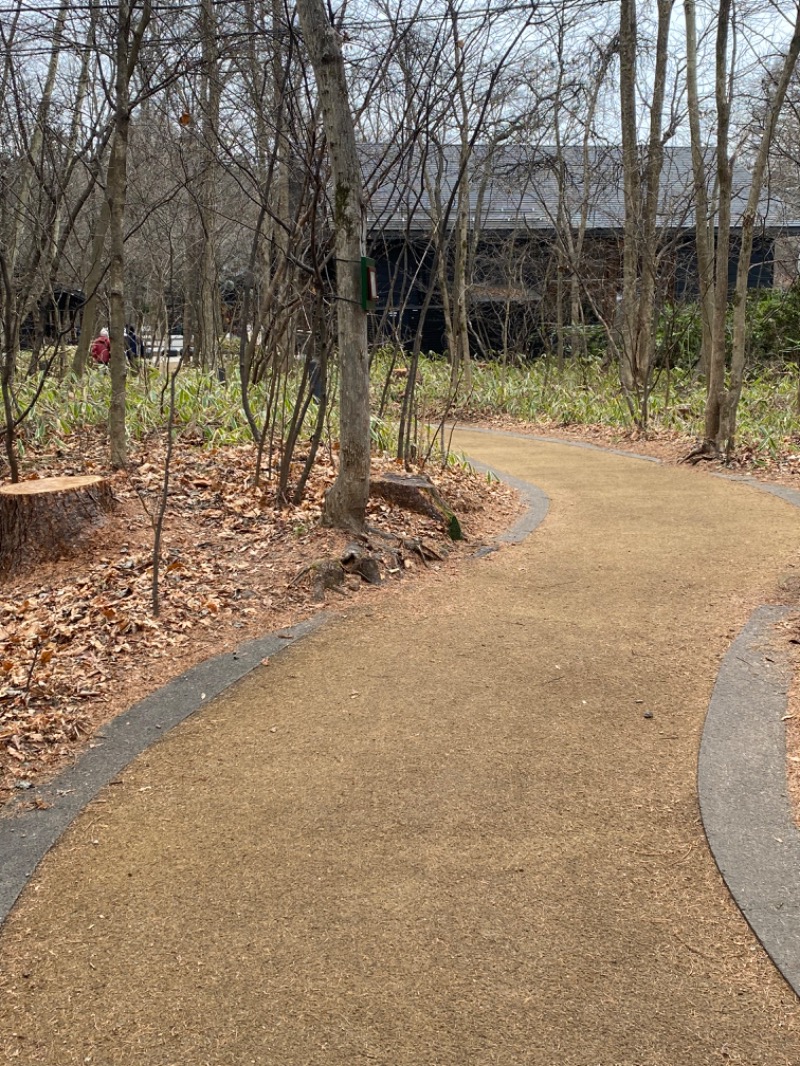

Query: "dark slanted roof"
(362, 143), (799, 234)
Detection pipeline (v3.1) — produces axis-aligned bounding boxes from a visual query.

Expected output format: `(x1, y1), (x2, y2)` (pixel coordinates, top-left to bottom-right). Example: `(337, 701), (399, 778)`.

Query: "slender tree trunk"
(635, 0), (674, 428)
(721, 9), (800, 453)
(73, 197), (110, 375)
(107, 29), (130, 469)
(0, 252), (19, 482)
(6, 0), (69, 280)
(683, 0), (714, 384)
(108, 0), (151, 469)
(452, 19), (472, 391)
(296, 0), (370, 530)
(107, 140), (129, 469)
(197, 0), (221, 369)
(271, 0), (293, 365)
(618, 0), (640, 405)
(704, 0), (733, 450)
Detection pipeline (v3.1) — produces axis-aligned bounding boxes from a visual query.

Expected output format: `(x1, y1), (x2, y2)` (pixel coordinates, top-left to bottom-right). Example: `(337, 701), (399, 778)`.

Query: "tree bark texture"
(108, 0), (151, 469)
(0, 475), (115, 577)
(73, 198), (111, 377)
(618, 0), (640, 405)
(683, 0), (714, 385)
(6, 0), (69, 281)
(634, 0), (674, 415)
(196, 0), (222, 369)
(618, 0), (674, 425)
(296, 0), (370, 531)
(704, 0), (733, 449)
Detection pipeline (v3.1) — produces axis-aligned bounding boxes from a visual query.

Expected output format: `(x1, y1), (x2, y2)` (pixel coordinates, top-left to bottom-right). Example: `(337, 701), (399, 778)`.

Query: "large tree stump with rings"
(0, 475), (116, 577)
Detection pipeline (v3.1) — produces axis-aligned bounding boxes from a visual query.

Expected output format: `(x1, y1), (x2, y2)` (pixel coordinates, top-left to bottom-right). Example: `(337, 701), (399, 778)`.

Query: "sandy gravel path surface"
(3, 431), (800, 1065)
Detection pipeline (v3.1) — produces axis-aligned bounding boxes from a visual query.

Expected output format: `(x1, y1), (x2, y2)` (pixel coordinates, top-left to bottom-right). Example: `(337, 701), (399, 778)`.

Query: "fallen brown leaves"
(1, 430), (519, 808)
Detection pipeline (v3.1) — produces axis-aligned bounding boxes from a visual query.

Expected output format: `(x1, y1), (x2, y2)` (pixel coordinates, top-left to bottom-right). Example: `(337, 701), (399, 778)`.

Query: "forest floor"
(0, 428), (519, 809)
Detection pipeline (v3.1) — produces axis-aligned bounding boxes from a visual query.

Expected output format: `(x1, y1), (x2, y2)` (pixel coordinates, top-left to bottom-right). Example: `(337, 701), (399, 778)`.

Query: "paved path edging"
(0, 466), (550, 927)
(698, 605), (800, 994)
(465, 459), (550, 557)
(0, 617), (330, 922)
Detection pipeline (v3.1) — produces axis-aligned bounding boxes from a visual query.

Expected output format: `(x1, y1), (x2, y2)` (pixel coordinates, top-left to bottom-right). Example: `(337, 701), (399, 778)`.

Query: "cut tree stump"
(290, 558), (346, 602)
(0, 475), (116, 578)
(370, 473), (463, 540)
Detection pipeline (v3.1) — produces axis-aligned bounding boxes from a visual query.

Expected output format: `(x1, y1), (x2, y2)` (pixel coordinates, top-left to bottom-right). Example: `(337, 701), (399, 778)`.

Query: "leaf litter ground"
(1, 430), (519, 810)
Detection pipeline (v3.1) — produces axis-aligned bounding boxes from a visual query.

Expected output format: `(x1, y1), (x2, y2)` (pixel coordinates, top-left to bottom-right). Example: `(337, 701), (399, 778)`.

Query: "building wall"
(368, 229), (779, 356)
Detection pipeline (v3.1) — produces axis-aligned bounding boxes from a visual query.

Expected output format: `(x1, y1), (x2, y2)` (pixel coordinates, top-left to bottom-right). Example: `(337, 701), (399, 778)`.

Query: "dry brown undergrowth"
(0, 430), (519, 810)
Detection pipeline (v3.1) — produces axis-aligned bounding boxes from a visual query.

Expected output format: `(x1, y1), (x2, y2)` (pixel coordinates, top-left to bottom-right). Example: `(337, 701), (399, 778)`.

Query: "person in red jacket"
(90, 328), (111, 365)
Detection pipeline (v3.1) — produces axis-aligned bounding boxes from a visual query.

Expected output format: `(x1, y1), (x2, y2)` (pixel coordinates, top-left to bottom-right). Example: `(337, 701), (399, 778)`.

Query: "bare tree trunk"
(6, 0), (69, 280)
(0, 251), (19, 482)
(196, 0), (222, 369)
(73, 197), (110, 376)
(107, 143), (128, 469)
(618, 0), (674, 427)
(451, 14), (472, 391)
(683, 0), (714, 384)
(152, 359), (182, 616)
(271, 0), (293, 365)
(108, 0), (152, 469)
(704, 0), (733, 450)
(618, 0), (640, 406)
(635, 0), (674, 429)
(296, 0), (370, 531)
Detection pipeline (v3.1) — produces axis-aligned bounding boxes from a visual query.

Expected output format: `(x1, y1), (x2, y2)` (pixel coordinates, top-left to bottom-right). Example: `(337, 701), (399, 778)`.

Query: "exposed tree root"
(680, 442), (721, 465)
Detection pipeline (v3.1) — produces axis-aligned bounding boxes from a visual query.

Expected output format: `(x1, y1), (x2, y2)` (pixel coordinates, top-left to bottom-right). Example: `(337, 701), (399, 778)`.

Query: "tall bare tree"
(108, 0), (152, 469)
(295, 0), (370, 530)
(686, 0), (800, 456)
(618, 0), (677, 427)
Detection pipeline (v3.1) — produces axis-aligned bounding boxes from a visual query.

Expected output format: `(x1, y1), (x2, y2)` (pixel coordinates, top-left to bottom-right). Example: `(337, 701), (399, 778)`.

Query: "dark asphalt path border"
(698, 605), (800, 994)
(459, 425), (800, 996)
(0, 617), (329, 923)
(464, 459), (550, 557)
(0, 465), (550, 928)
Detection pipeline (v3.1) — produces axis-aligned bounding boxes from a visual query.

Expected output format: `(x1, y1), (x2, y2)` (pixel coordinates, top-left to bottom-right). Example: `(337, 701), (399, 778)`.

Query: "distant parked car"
(143, 333), (184, 360)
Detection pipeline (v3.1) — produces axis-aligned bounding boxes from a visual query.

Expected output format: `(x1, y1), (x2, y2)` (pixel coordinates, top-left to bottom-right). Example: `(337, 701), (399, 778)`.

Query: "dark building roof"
(362, 144), (799, 235)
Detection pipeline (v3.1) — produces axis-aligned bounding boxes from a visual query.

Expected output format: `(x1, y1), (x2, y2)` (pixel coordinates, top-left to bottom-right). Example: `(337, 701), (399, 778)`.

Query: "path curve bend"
(2, 430), (800, 1065)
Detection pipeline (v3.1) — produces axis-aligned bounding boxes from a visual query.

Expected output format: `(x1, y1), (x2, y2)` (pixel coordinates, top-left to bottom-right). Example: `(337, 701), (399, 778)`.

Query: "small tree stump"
(290, 558), (346, 602)
(371, 473), (463, 540)
(0, 475), (116, 577)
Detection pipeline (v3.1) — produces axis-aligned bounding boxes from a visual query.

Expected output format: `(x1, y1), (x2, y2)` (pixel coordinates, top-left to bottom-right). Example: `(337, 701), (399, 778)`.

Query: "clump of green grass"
(405, 353), (800, 463)
(11, 341), (800, 471)
(11, 362), (326, 457)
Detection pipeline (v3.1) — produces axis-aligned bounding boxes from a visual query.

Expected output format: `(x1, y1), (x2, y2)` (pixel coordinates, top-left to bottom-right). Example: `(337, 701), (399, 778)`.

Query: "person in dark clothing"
(124, 324), (140, 364)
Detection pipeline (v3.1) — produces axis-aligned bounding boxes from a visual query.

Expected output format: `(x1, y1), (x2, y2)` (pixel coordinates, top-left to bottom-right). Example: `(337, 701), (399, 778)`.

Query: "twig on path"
(675, 935), (717, 962)
(22, 640), (42, 704)
(671, 843), (696, 865)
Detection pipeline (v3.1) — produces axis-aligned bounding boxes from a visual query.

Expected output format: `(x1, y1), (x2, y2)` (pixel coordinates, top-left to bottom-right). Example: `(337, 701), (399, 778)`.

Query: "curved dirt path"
(3, 431), (800, 1065)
